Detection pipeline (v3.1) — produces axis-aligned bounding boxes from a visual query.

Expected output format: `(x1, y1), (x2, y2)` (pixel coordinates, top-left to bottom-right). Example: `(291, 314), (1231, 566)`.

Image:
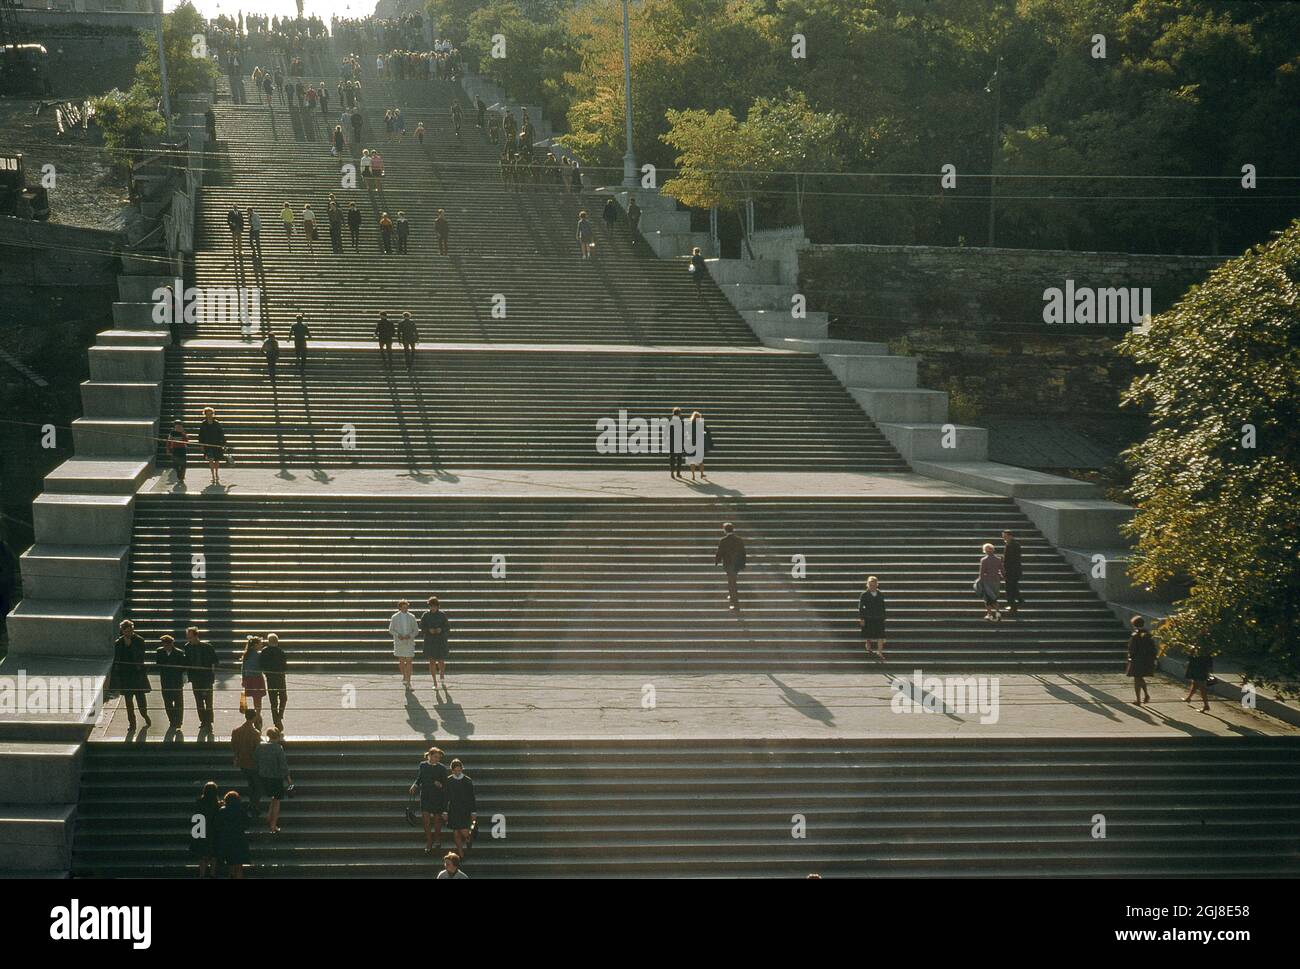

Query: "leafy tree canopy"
(1118, 219), (1300, 684)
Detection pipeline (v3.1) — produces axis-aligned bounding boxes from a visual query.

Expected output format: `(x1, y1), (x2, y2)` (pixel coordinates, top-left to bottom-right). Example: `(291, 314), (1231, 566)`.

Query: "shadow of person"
(433, 690), (476, 741)
(404, 690), (438, 740)
(682, 478), (744, 497)
(766, 674), (837, 727)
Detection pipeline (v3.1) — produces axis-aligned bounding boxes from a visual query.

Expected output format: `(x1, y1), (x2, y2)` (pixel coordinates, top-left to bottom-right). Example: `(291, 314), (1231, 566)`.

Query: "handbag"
(224, 445), (236, 467)
(404, 790), (421, 826)
(238, 689), (248, 714)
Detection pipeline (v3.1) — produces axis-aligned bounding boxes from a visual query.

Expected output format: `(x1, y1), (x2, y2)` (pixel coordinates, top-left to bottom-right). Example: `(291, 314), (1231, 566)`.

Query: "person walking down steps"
(399, 312), (418, 368)
(389, 600), (420, 689)
(375, 312), (396, 365)
(576, 210), (595, 260)
(434, 209), (449, 256)
(858, 575), (887, 661)
(347, 202), (362, 252)
(198, 407), (228, 485)
(291, 314), (311, 369)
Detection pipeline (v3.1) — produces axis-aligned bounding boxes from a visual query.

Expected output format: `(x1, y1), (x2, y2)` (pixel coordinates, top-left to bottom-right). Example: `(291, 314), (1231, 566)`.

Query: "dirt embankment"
(0, 98), (131, 230)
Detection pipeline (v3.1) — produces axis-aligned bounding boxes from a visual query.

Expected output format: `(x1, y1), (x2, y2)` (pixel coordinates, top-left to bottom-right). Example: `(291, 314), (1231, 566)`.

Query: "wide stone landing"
(88, 672), (1298, 743)
(138, 468), (989, 500)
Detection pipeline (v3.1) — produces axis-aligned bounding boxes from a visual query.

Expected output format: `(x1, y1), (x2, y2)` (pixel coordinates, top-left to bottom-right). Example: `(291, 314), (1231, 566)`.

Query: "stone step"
(71, 418), (158, 458)
(42, 459), (152, 495)
(96, 328), (171, 348)
(0, 804), (76, 871)
(823, 353), (919, 389)
(31, 493), (134, 546)
(79, 381), (163, 420)
(913, 462), (1099, 499)
(5, 599), (123, 659)
(878, 423), (990, 464)
(1017, 498), (1134, 547)
(87, 345), (165, 383)
(19, 544), (131, 601)
(849, 388), (949, 423)
(0, 744), (84, 804)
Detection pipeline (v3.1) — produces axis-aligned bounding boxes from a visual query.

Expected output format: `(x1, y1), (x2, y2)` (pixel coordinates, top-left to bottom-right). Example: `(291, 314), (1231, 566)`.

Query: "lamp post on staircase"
(620, 0), (637, 188)
(155, 0), (173, 137)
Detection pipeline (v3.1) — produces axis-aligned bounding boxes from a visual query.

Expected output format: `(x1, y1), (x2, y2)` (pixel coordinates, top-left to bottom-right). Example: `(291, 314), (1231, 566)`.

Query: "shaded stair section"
(71, 737), (1300, 878)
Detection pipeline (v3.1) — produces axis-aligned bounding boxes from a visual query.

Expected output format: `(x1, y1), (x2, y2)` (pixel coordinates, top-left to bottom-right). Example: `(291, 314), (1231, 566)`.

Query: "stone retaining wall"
(797, 244), (1225, 418)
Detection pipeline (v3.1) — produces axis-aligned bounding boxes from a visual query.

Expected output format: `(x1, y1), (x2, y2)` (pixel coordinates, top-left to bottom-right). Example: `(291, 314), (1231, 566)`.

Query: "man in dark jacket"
(327, 202), (344, 253)
(346, 202), (362, 251)
(260, 634), (288, 730)
(184, 626), (218, 730)
(375, 312), (395, 365)
(262, 332), (280, 384)
(398, 312), (418, 368)
(227, 205), (244, 258)
(1001, 530), (1024, 616)
(434, 209), (449, 256)
(155, 634), (189, 729)
(110, 619), (152, 730)
(290, 314), (311, 368)
(714, 522), (747, 611)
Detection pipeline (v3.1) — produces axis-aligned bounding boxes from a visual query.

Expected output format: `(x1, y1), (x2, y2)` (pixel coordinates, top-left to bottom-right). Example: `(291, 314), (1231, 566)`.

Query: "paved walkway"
(90, 671), (1298, 743)
(183, 339), (808, 356)
(141, 468), (988, 500)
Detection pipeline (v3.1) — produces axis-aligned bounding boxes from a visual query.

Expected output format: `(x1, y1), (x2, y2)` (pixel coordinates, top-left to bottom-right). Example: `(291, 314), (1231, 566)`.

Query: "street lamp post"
(985, 54), (1001, 247)
(620, 0), (637, 188)
(155, 0), (172, 136)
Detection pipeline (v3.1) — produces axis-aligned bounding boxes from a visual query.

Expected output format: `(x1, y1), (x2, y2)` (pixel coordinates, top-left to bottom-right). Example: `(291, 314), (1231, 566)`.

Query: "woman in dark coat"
(442, 758), (477, 858)
(1184, 651), (1213, 713)
(197, 406), (227, 485)
(109, 619), (151, 730)
(215, 790), (251, 879)
(1125, 615), (1158, 706)
(409, 746), (449, 854)
(190, 781), (221, 878)
(858, 575), (887, 661)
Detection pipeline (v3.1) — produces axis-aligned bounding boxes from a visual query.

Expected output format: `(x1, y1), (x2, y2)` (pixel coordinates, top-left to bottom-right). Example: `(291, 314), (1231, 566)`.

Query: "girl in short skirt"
(241, 635), (266, 728)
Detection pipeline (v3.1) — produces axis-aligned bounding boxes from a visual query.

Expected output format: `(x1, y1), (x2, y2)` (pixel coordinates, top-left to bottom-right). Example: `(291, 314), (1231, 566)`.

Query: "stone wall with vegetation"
(799, 244), (1224, 420)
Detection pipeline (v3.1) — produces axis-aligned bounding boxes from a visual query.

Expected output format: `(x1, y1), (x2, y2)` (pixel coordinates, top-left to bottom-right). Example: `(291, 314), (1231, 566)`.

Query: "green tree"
(92, 83), (166, 170)
(1117, 220), (1300, 684)
(136, 1), (217, 101)
(660, 107), (766, 257)
(465, 0), (578, 125)
(743, 90), (841, 228)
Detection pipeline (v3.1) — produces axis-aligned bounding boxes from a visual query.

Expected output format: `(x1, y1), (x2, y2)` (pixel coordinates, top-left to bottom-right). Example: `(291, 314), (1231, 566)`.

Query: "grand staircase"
(51, 39), (1294, 879)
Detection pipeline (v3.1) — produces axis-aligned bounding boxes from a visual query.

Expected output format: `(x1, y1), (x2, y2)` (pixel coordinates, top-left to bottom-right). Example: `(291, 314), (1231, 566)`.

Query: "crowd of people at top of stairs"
(333, 13), (429, 53)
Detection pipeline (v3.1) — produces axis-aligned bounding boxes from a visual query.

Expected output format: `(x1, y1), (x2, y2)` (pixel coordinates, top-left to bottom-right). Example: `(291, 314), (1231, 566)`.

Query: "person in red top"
(165, 421), (189, 483)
